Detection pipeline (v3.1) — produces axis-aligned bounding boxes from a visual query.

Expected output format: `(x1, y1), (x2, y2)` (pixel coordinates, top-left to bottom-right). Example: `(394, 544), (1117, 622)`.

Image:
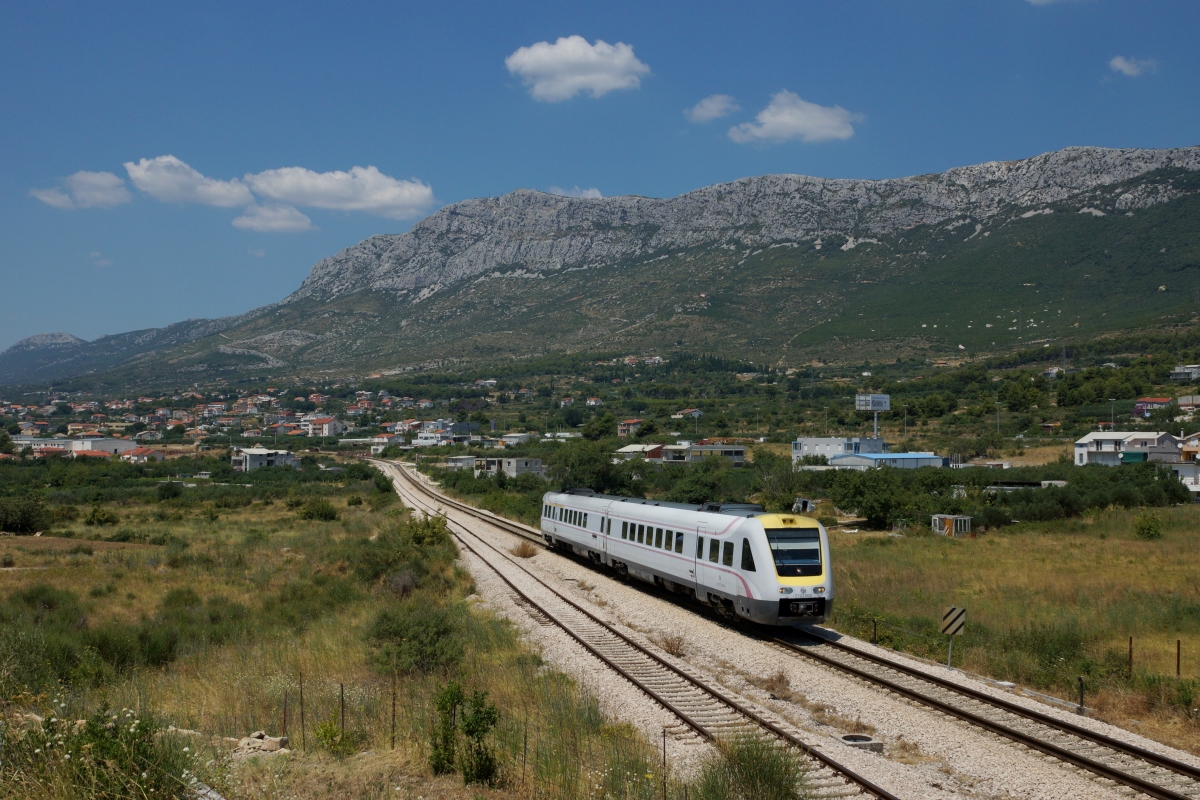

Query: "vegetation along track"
(378, 461), (1200, 799)
(377, 460), (898, 800)
(772, 634), (1200, 800)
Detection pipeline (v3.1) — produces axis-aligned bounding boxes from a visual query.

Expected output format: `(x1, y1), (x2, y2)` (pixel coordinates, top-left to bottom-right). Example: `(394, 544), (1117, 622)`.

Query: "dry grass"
(830, 504), (1200, 754)
(750, 670), (875, 735)
(654, 631), (688, 658)
(510, 540), (538, 559)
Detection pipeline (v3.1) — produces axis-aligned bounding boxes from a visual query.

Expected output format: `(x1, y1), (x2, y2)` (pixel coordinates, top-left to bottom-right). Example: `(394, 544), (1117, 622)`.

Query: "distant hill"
(3, 144), (1199, 388)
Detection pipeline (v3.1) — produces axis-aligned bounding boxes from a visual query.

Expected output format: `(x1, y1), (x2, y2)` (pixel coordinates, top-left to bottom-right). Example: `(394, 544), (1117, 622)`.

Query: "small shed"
(931, 514), (972, 538)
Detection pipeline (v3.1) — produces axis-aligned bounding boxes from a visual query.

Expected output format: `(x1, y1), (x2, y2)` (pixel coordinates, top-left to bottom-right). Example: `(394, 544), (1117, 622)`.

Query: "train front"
(753, 514), (832, 626)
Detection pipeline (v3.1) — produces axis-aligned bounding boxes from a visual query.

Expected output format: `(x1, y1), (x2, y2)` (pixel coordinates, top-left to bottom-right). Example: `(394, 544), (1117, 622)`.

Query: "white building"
(302, 417), (345, 437)
(231, 447), (300, 471)
(792, 436), (888, 465)
(1073, 432), (1180, 466)
(501, 432), (536, 446)
(68, 437), (138, 456)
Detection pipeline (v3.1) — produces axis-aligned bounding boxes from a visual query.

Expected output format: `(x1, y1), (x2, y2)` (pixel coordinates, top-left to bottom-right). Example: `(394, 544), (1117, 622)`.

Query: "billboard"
(855, 393), (891, 412)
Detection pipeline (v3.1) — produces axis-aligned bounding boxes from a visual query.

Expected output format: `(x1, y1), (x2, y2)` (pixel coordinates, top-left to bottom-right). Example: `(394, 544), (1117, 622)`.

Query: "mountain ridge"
(4, 144), (1200, 388)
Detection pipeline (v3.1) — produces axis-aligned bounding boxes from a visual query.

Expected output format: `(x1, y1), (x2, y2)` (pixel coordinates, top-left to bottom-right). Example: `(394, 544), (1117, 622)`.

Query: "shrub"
(0, 496), (51, 533)
(816, 515), (838, 528)
(1134, 512), (1163, 541)
(694, 735), (808, 800)
(430, 680), (463, 775)
(313, 715), (368, 758)
(156, 481), (182, 501)
(84, 505), (119, 526)
(460, 689), (500, 785)
(374, 471), (394, 493)
(346, 494), (363, 506)
(297, 498), (338, 521)
(369, 600), (464, 674)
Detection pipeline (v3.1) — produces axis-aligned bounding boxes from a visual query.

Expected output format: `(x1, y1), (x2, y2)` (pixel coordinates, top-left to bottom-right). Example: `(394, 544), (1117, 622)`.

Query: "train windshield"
(764, 528), (822, 577)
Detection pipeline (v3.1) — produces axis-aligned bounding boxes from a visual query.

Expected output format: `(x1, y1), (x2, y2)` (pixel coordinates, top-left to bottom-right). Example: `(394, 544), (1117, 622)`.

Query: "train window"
(675, 533), (684, 554)
(637, 524), (645, 544)
(740, 538), (756, 571)
(696, 536), (704, 558)
(664, 530), (673, 550)
(584, 513), (589, 528)
(708, 539), (720, 563)
(722, 541), (734, 567)
(655, 528), (663, 548)
(765, 527), (822, 577)
(621, 521), (628, 539)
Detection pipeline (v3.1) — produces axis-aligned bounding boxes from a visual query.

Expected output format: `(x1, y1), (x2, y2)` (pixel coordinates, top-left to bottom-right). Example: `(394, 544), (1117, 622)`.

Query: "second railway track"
(382, 460), (900, 800)
(380, 459), (1200, 800)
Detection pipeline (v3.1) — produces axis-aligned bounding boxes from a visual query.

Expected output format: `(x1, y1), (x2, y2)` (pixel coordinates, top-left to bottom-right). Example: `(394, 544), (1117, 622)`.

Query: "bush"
(84, 505), (119, 526)
(1134, 512), (1163, 541)
(816, 515), (838, 528)
(156, 481), (182, 501)
(460, 689), (500, 785)
(430, 681), (463, 775)
(297, 498), (338, 521)
(369, 600), (464, 674)
(346, 494), (363, 506)
(694, 735), (808, 800)
(0, 496), (51, 533)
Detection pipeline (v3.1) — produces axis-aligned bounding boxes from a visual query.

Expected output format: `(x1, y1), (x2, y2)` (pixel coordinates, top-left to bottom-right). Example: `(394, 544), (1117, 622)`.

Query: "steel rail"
(784, 632), (1200, 784)
(385, 460), (901, 800)
(773, 637), (1197, 800)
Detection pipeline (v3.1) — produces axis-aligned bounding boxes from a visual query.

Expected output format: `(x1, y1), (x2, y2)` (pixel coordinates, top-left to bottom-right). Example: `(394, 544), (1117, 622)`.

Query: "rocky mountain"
(3, 144), (1200, 388)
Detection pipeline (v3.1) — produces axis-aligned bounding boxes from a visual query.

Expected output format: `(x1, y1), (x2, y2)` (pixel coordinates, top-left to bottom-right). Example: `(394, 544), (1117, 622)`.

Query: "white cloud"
(89, 251), (112, 267)
(728, 90), (862, 144)
(505, 35), (650, 102)
(1109, 55), (1156, 77)
(30, 170), (131, 209)
(686, 94), (739, 122)
(548, 185), (602, 199)
(248, 247), (266, 257)
(244, 165), (434, 220)
(124, 155), (253, 207)
(232, 204), (313, 233)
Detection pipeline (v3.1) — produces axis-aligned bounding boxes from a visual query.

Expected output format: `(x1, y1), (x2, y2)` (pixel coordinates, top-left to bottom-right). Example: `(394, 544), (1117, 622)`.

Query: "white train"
(540, 489), (832, 626)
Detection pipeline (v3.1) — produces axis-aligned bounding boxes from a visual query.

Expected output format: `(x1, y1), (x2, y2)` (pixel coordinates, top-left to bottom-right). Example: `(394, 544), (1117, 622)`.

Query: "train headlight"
(779, 587), (793, 595)
(813, 587), (826, 594)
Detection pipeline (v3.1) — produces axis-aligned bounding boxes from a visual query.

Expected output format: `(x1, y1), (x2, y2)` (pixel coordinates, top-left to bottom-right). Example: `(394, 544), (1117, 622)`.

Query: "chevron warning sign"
(941, 606), (967, 636)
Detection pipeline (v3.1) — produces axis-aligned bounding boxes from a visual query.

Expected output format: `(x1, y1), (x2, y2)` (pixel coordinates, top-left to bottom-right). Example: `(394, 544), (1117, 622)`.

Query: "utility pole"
(824, 406), (829, 436)
(903, 405), (908, 438)
(1109, 398), (1116, 428)
(995, 402), (1002, 434)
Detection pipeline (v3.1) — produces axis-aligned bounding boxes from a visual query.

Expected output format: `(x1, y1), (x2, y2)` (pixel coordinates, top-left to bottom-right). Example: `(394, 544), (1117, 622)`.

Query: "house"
(122, 446), (164, 464)
(671, 408), (703, 420)
(241, 429), (262, 438)
(302, 417), (346, 437)
(1073, 432), (1180, 466)
(500, 432), (536, 446)
(417, 399), (435, 409)
(475, 457), (546, 479)
(617, 419), (644, 437)
(792, 437), (888, 465)
(1170, 462), (1200, 500)
(446, 455), (477, 471)
(133, 430), (163, 441)
(230, 447), (300, 471)
(517, 388), (533, 399)
(1133, 397), (1173, 418)
(616, 443), (665, 461)
(474, 379), (497, 389)
(1178, 396), (1200, 413)
(1178, 432), (1200, 462)
(1171, 365), (1200, 382)
(827, 452), (944, 470)
(560, 397), (574, 407)
(586, 397), (603, 407)
(414, 429), (452, 447)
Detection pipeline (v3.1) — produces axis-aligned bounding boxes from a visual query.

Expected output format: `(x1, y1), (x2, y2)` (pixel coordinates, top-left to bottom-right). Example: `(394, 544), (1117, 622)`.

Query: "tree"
(0, 429), (13, 455)
(582, 413), (615, 441)
(547, 441), (643, 496)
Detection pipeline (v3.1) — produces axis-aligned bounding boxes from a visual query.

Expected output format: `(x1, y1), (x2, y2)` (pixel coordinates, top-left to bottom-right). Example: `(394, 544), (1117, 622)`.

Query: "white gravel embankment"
(392, 467), (1172, 798)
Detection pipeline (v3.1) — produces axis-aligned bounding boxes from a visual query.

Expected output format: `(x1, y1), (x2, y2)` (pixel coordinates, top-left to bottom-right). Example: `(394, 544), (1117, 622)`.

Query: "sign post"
(941, 606), (966, 668)
(855, 394), (891, 437)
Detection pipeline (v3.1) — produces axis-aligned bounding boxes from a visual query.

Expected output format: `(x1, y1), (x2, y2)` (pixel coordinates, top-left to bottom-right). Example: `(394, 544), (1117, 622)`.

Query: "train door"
(696, 523), (720, 597)
(601, 503), (615, 563)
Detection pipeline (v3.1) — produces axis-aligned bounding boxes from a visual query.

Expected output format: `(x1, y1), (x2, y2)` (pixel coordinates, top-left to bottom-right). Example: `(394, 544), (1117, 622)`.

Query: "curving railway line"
(378, 460), (899, 800)
(378, 459), (1200, 800)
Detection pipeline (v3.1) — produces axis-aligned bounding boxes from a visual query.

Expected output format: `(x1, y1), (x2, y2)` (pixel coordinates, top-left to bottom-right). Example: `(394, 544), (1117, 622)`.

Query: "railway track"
(380, 460), (1200, 800)
(380, 460), (900, 800)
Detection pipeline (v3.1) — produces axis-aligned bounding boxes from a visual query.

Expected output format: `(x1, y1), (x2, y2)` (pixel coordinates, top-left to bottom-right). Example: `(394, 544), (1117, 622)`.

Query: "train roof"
(551, 488), (766, 518)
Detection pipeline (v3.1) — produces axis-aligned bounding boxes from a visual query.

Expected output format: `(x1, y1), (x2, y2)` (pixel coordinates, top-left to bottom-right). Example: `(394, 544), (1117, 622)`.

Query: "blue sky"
(1, 0), (1197, 350)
